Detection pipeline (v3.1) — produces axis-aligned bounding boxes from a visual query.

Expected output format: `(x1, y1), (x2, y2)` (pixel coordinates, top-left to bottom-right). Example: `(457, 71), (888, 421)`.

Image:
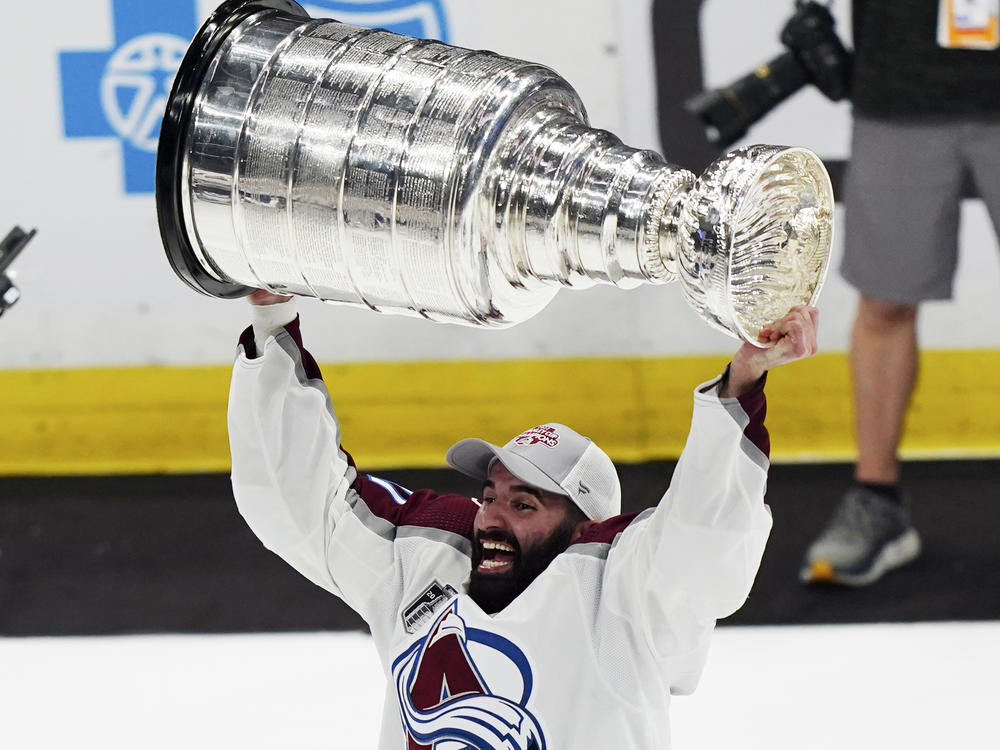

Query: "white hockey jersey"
(228, 312), (773, 749)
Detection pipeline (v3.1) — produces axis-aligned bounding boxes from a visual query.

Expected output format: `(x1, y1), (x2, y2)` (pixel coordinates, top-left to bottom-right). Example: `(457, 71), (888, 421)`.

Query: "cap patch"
(513, 425), (560, 448)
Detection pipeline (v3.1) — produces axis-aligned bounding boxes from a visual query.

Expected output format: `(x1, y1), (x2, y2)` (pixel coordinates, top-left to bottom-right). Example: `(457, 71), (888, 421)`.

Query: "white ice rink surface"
(3, 621), (998, 749)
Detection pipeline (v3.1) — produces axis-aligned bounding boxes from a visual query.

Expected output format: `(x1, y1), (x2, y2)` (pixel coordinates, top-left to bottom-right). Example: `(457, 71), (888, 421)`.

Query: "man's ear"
(571, 519), (599, 542)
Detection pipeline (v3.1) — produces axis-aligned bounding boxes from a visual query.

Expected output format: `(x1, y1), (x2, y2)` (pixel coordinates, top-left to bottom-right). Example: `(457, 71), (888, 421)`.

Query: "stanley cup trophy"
(157, 0), (834, 345)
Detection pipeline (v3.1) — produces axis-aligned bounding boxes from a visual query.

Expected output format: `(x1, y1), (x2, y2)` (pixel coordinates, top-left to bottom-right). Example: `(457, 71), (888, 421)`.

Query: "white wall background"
(1, 0), (997, 370)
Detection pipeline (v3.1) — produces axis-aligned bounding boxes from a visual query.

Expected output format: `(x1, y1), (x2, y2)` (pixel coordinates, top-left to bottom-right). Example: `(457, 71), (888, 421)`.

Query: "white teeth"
(482, 541), (515, 553)
(479, 559), (511, 569)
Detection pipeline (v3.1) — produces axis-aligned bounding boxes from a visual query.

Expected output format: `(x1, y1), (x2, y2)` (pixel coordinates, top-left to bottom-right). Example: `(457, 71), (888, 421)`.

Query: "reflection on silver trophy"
(157, 0), (833, 344)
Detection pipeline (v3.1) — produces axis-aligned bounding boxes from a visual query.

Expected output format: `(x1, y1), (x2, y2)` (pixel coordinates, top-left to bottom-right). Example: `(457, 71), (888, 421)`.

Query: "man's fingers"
(249, 289), (293, 306)
(763, 306), (819, 362)
(802, 306), (819, 356)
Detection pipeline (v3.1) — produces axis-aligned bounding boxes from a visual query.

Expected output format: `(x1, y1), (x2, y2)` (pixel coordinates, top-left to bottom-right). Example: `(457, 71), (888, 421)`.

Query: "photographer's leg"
(851, 295), (918, 485)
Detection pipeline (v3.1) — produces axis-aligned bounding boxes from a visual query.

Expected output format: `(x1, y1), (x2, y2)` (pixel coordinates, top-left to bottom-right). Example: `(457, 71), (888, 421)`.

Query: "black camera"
(685, 1), (852, 149)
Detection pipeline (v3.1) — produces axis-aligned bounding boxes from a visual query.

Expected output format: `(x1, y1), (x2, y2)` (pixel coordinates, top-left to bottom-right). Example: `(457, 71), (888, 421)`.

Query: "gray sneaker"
(800, 485), (921, 586)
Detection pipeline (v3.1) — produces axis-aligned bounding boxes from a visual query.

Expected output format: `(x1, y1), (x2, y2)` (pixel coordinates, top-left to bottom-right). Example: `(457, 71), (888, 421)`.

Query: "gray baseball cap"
(445, 423), (621, 522)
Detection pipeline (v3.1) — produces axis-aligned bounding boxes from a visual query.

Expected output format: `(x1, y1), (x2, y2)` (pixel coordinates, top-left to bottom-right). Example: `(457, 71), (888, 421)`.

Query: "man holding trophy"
(228, 291), (816, 748)
(156, 0), (835, 744)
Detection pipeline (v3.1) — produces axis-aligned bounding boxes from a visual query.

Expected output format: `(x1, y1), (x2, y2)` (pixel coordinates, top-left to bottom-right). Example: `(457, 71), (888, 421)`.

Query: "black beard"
(468, 518), (577, 614)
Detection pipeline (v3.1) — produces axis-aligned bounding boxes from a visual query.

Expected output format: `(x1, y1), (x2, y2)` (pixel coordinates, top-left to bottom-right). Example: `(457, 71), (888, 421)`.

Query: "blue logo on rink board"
(59, 0), (197, 194)
(58, 0), (451, 195)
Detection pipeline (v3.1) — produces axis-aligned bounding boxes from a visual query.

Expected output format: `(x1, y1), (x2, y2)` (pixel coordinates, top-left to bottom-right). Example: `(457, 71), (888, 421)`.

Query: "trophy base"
(156, 0), (310, 299)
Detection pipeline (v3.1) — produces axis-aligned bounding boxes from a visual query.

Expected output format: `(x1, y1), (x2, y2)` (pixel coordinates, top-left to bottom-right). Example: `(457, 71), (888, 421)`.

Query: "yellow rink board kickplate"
(2, 349), (998, 476)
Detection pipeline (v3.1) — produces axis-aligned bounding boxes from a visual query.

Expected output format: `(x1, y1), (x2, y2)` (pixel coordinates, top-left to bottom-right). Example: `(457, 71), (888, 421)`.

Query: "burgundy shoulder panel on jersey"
(351, 468), (478, 540)
(701, 369), (771, 459)
(570, 511), (642, 546)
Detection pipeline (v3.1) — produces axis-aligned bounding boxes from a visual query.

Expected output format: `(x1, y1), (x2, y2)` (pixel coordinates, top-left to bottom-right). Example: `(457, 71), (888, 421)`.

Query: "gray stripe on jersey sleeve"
(564, 541), (612, 560)
(345, 488), (397, 540)
(272, 328), (360, 486)
(398, 525), (473, 558)
(274, 330), (337, 416)
(345, 488), (474, 558)
(719, 399), (769, 472)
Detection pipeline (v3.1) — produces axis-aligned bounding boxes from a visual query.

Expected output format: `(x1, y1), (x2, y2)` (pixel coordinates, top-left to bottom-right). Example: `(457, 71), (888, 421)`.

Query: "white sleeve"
(228, 319), (477, 637)
(228, 323), (358, 602)
(601, 374), (773, 691)
(249, 298), (298, 355)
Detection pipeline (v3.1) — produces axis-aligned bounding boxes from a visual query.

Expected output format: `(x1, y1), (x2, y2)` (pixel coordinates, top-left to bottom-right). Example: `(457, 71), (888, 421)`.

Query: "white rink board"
(1, 622), (997, 748)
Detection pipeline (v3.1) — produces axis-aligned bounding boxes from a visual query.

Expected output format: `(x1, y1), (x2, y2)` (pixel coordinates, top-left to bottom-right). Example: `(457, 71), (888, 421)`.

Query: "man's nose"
(479, 499), (509, 530)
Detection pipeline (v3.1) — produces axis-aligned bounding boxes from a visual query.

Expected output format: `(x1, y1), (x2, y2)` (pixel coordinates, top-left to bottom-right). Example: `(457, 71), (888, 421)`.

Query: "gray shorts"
(840, 115), (1000, 303)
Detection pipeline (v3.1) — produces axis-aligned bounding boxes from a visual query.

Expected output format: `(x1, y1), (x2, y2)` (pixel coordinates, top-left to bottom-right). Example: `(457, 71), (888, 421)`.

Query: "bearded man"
(229, 290), (818, 749)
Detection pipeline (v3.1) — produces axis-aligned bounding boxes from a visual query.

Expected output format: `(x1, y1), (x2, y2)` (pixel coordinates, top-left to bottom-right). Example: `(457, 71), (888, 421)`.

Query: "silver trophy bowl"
(157, 0), (833, 344)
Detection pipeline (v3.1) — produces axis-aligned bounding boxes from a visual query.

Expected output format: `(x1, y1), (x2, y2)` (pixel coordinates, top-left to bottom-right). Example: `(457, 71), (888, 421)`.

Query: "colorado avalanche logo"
(392, 603), (547, 750)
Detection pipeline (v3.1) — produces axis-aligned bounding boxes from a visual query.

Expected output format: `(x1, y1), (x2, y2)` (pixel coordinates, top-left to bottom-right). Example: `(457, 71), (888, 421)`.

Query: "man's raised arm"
(599, 306), (819, 692)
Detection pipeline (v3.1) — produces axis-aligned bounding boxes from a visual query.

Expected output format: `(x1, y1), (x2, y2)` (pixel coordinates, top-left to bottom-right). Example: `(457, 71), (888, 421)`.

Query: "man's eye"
(516, 502), (536, 511)
(482, 496), (494, 505)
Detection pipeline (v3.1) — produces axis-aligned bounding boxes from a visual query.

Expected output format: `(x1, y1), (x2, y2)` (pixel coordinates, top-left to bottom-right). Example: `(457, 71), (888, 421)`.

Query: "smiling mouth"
(478, 540), (516, 574)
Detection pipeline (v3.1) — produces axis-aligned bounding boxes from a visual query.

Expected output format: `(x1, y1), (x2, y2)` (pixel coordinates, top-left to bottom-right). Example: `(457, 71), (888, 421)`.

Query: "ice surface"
(2, 622), (997, 748)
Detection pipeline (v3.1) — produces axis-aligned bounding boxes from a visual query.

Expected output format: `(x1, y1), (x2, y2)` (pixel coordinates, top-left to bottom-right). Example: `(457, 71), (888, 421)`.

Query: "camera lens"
(684, 1), (851, 149)
(686, 51), (809, 148)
